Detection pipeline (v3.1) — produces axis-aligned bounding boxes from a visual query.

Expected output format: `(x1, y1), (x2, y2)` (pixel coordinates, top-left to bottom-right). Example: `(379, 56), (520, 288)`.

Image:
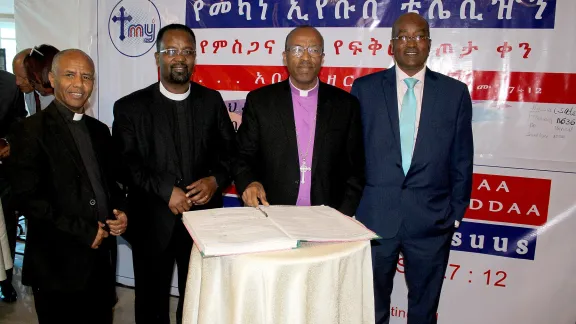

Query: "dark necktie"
(34, 91), (41, 112)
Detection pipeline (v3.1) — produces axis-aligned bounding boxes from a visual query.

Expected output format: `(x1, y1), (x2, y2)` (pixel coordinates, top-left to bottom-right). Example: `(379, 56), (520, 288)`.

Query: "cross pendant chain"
(299, 160), (311, 184)
(294, 100), (317, 185)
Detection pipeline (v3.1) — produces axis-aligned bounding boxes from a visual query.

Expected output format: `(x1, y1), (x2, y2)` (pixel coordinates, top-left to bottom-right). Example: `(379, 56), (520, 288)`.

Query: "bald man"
(12, 49), (37, 113)
(12, 49), (34, 94)
(8, 49), (128, 324)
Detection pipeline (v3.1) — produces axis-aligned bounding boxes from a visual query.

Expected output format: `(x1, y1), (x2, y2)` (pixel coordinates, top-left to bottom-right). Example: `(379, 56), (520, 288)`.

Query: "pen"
(256, 206), (269, 218)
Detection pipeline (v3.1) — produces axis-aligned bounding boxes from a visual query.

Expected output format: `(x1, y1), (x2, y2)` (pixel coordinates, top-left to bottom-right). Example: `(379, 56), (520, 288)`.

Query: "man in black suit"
(0, 70), (27, 158)
(112, 23), (236, 324)
(0, 70), (27, 303)
(234, 26), (364, 215)
(8, 49), (128, 324)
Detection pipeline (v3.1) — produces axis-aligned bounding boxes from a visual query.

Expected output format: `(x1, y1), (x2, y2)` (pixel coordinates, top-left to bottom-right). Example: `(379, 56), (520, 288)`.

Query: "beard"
(168, 64), (192, 84)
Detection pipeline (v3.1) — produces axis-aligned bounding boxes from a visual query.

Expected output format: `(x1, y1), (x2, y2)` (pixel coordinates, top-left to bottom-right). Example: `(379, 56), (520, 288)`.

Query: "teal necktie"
(399, 78), (418, 175)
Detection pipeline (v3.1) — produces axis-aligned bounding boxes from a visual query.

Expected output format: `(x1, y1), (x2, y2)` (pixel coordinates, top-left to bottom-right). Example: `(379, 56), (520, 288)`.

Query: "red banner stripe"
(192, 65), (576, 104)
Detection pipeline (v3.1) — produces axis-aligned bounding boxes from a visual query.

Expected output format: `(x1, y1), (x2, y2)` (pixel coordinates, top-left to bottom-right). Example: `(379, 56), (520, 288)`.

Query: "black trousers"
(372, 222), (453, 324)
(133, 219), (193, 324)
(32, 253), (116, 324)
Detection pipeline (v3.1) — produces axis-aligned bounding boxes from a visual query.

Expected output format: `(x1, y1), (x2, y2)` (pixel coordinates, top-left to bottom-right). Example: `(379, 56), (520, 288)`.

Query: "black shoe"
(0, 283), (17, 303)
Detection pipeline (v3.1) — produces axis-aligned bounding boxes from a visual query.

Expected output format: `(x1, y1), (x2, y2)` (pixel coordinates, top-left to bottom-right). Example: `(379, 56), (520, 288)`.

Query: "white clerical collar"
(159, 81), (190, 101)
(73, 113), (83, 121)
(395, 65), (426, 84)
(289, 77), (319, 97)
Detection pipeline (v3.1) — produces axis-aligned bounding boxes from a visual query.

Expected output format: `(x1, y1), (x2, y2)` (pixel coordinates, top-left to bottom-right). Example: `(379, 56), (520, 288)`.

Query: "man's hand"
(107, 209), (128, 236)
(242, 182), (269, 207)
(91, 222), (109, 249)
(0, 139), (9, 159)
(168, 187), (191, 215)
(186, 176), (218, 206)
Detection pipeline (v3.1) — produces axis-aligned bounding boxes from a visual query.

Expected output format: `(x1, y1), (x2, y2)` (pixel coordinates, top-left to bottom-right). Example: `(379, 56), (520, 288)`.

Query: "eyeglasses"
(159, 49), (196, 57)
(285, 46), (324, 58)
(29, 47), (44, 56)
(391, 35), (431, 42)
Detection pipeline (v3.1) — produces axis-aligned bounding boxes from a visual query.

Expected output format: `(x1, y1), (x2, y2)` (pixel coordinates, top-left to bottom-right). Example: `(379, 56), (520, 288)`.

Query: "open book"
(182, 205), (380, 257)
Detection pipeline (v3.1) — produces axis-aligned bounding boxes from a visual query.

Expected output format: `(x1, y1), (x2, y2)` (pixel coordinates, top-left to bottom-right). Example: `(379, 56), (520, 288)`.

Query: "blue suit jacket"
(351, 67), (473, 239)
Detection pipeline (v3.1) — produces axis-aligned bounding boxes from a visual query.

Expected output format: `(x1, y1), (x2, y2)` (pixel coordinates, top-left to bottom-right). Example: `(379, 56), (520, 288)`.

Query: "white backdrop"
(15, 0), (576, 323)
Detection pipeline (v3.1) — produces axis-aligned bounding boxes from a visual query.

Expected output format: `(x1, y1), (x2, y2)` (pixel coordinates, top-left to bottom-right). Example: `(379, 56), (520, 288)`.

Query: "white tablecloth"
(183, 241), (374, 324)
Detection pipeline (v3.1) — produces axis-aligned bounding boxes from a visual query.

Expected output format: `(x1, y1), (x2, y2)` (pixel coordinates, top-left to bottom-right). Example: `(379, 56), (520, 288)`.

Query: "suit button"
(90, 199), (96, 206)
(295, 180), (299, 184)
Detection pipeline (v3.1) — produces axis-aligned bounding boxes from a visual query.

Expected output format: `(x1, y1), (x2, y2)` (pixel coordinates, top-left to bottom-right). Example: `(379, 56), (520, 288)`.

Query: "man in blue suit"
(351, 13), (474, 324)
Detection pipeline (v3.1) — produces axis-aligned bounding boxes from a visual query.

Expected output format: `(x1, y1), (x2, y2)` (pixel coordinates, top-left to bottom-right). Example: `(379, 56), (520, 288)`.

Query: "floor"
(0, 244), (179, 324)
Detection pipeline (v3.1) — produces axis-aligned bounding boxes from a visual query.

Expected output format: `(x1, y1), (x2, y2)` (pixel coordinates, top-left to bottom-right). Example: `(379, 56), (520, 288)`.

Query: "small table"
(182, 241), (374, 324)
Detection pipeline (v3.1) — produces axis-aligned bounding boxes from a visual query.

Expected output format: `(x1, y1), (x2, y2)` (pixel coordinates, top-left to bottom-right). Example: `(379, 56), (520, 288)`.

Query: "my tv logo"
(452, 174), (551, 260)
(108, 0), (161, 57)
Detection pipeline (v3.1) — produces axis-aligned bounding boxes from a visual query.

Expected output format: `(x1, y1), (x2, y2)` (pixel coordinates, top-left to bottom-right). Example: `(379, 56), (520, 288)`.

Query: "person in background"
(0, 69), (27, 303)
(24, 44), (59, 109)
(12, 48), (39, 114)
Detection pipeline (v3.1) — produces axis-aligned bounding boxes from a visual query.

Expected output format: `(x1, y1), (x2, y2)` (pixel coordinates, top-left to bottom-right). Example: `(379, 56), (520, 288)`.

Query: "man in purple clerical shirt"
(233, 26), (365, 216)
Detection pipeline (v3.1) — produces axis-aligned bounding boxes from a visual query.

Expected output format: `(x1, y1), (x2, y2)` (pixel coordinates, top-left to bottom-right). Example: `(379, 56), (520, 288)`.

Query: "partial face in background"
(12, 53), (35, 93)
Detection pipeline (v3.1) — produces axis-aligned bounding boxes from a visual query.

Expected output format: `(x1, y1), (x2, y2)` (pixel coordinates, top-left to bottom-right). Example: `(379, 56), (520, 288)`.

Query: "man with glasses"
(234, 25), (364, 217)
(351, 13), (474, 324)
(112, 23), (235, 324)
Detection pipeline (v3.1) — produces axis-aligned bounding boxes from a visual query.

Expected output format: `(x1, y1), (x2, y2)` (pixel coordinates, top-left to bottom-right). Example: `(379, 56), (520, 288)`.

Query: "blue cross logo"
(108, 0), (161, 57)
(111, 6), (132, 41)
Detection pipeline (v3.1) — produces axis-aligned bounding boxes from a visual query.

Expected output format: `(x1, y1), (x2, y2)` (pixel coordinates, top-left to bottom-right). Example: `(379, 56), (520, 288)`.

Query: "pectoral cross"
(299, 161), (311, 184)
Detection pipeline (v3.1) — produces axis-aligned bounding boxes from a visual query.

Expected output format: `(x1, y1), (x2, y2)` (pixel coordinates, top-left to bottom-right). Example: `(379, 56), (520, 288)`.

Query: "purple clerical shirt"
(289, 78), (319, 206)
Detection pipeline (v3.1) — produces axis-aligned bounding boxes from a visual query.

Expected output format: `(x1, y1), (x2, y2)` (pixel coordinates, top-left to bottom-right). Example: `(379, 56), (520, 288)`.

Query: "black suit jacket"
(7, 103), (126, 291)
(234, 80), (365, 216)
(0, 70), (27, 139)
(112, 81), (236, 253)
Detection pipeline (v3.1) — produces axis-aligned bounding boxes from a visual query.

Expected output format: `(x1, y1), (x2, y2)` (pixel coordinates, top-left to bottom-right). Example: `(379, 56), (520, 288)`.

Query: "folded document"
(182, 205), (380, 257)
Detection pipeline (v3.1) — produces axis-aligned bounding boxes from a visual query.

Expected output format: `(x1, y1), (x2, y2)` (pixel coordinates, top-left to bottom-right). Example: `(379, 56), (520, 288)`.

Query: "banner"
(46, 0), (576, 322)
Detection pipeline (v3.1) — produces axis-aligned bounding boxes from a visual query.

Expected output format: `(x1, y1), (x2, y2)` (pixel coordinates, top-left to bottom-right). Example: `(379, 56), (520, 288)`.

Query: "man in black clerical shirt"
(112, 24), (236, 324)
(7, 49), (128, 324)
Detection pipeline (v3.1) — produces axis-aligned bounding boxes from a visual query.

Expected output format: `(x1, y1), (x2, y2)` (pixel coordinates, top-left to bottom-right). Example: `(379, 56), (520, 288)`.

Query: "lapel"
(274, 81), (300, 172)
(151, 83), (182, 176)
(410, 68), (438, 171)
(188, 82), (203, 167)
(311, 82), (332, 177)
(44, 104), (90, 184)
(381, 68), (402, 166)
